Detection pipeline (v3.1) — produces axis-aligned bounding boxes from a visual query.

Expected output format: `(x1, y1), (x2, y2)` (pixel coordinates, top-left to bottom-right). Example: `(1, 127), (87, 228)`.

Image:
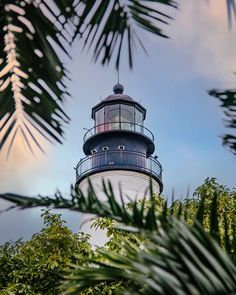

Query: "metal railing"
(76, 150), (162, 182)
(83, 122), (154, 142)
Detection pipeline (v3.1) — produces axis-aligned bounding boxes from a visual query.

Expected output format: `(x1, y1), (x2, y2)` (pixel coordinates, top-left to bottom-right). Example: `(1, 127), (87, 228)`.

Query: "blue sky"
(0, 0), (235, 242)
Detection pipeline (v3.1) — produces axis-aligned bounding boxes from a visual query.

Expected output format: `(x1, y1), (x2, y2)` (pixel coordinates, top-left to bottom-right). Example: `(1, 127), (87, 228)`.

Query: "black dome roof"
(104, 83), (134, 101)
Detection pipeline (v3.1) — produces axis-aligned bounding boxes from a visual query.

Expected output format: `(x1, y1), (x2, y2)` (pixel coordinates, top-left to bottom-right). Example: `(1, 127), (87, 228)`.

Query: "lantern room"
(92, 84), (146, 133)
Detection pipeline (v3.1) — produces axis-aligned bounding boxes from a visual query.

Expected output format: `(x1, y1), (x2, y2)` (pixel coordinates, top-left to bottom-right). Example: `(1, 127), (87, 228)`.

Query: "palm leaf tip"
(0, 193), (44, 209)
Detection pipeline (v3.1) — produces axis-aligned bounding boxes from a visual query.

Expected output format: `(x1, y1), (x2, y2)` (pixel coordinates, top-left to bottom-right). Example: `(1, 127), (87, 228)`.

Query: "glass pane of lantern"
(135, 107), (143, 133)
(121, 104), (134, 131)
(105, 104), (119, 130)
(95, 107), (104, 132)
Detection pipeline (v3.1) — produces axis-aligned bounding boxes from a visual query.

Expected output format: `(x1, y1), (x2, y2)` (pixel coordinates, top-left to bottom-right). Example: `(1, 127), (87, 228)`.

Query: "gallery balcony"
(76, 150), (162, 184)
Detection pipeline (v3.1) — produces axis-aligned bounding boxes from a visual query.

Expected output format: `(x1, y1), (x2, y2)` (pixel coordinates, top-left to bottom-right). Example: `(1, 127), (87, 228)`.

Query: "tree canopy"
(0, 209), (92, 294)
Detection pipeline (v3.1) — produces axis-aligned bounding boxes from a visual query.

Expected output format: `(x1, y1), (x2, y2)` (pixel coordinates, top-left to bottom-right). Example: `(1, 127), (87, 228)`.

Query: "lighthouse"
(75, 84), (163, 243)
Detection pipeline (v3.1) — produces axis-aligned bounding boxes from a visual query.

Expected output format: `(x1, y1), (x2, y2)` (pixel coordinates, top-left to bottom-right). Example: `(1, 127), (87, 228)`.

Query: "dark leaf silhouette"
(209, 89), (236, 155)
(74, 0), (177, 69)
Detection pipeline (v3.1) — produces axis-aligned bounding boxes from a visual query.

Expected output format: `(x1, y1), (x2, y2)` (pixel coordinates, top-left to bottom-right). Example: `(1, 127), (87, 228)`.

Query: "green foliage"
(0, 178), (235, 294)
(0, 209), (92, 294)
(93, 178), (235, 261)
(0, 240), (22, 289)
(81, 281), (124, 295)
(161, 178), (236, 261)
(61, 179), (236, 294)
(62, 219), (236, 295)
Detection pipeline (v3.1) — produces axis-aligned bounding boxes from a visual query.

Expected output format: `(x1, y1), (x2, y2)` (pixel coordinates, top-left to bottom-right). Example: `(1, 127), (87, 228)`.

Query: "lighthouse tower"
(75, 84), (163, 242)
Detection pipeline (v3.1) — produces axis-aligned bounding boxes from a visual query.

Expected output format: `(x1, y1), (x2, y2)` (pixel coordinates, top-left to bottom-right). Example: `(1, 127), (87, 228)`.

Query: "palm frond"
(61, 219), (236, 294)
(0, 180), (161, 231)
(0, 0), (77, 155)
(74, 0), (177, 69)
(209, 89), (236, 155)
(209, 1), (236, 156)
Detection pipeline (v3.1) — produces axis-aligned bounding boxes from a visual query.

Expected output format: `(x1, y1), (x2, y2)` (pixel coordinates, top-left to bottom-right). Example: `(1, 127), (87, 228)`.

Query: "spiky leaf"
(0, 0), (76, 155)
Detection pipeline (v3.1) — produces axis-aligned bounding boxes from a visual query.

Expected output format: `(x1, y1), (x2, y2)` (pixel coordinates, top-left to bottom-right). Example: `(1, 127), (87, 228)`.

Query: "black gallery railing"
(83, 122), (154, 142)
(76, 150), (162, 182)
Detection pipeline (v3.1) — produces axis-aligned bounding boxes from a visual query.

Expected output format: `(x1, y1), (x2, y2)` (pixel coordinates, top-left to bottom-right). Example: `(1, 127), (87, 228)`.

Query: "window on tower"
(121, 104), (134, 130)
(104, 104), (119, 130)
(135, 108), (143, 125)
(135, 107), (144, 133)
(95, 107), (105, 132)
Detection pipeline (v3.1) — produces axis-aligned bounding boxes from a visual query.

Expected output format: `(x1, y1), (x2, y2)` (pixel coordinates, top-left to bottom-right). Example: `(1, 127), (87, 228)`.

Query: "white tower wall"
(79, 170), (160, 200)
(79, 170), (161, 246)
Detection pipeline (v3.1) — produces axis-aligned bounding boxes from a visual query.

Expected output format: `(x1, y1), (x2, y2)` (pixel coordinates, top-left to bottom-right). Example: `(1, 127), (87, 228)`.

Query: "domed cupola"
(76, 84), (163, 198)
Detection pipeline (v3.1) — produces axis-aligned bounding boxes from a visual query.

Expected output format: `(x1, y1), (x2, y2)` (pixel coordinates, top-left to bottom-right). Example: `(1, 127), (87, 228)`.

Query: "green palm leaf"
(0, 180), (160, 231)
(61, 219), (236, 294)
(0, 0), (76, 155)
(74, 0), (177, 69)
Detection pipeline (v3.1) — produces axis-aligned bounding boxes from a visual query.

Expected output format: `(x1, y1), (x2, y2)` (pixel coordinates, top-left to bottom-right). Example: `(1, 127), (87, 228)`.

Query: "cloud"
(170, 0), (236, 85)
(0, 132), (50, 194)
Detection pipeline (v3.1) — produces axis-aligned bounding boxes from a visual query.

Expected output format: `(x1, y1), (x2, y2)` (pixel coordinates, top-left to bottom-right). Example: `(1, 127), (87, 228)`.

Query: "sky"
(0, 0), (236, 243)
